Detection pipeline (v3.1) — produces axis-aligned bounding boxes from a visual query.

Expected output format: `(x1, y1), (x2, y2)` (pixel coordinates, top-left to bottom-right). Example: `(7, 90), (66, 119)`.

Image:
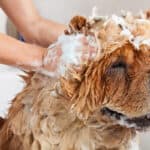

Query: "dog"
(0, 10), (150, 150)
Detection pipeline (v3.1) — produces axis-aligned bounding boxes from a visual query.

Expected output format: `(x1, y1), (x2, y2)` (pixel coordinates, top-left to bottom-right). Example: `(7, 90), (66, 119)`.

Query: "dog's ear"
(61, 61), (106, 119)
(60, 42), (137, 119)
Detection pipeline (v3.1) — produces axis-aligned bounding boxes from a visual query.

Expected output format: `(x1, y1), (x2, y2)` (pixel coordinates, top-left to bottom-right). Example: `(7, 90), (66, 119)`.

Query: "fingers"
(81, 46), (96, 62)
(42, 34), (97, 77)
(43, 44), (62, 72)
(79, 36), (97, 61)
(80, 36), (89, 45)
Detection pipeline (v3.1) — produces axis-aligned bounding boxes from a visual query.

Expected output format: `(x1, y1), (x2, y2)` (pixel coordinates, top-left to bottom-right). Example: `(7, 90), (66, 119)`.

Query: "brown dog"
(0, 11), (150, 150)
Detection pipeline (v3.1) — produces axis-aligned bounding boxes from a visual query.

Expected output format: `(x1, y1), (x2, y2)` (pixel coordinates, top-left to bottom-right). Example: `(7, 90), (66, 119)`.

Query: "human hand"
(41, 34), (97, 77)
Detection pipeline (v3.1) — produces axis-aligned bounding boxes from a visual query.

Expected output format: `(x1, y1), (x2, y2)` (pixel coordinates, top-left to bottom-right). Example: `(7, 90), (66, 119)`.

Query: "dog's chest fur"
(0, 73), (136, 150)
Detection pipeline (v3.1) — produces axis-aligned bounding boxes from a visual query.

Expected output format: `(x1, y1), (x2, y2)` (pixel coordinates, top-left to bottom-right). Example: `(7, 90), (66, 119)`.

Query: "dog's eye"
(111, 61), (126, 69)
(107, 61), (126, 75)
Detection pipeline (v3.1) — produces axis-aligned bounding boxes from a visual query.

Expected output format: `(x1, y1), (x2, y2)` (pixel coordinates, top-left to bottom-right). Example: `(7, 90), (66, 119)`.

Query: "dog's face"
(62, 42), (150, 130)
(100, 43), (150, 130)
(62, 13), (150, 131)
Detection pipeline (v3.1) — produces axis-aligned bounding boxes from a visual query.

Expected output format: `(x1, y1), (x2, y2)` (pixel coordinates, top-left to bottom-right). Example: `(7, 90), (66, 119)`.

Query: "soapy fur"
(1, 9), (150, 150)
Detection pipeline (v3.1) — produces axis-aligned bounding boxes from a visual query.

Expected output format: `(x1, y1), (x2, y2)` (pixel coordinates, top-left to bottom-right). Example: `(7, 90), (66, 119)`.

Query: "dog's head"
(61, 13), (150, 130)
(100, 43), (150, 130)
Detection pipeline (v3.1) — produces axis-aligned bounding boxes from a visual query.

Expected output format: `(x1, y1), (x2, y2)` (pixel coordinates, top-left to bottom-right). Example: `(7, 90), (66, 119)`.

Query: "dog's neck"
(6, 73), (134, 150)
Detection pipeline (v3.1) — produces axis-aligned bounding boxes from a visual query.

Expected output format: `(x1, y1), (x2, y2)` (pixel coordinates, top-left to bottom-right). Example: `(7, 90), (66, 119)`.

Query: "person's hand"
(41, 34), (97, 77)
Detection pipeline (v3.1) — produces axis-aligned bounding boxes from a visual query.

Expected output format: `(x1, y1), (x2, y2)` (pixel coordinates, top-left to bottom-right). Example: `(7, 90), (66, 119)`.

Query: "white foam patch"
(104, 14), (134, 42)
(120, 28), (134, 40)
(109, 15), (150, 49)
(129, 136), (139, 150)
(111, 15), (134, 41)
(141, 39), (150, 46)
(111, 15), (127, 26)
(57, 34), (84, 76)
(60, 34), (83, 65)
(86, 35), (98, 48)
(131, 37), (150, 49)
(31, 60), (42, 68)
(43, 34), (84, 77)
(132, 37), (144, 49)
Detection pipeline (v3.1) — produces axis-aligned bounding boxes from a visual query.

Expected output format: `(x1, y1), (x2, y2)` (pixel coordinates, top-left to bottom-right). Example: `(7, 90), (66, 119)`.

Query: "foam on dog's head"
(43, 11), (150, 124)
(62, 12), (150, 123)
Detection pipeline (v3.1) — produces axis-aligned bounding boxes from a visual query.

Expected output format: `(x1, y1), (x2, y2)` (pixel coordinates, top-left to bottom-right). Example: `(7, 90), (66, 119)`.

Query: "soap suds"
(109, 14), (150, 49)
(120, 28), (134, 40)
(111, 15), (134, 41)
(42, 11), (150, 78)
(58, 34), (83, 76)
(43, 34), (85, 77)
(31, 60), (42, 68)
(131, 37), (150, 49)
(112, 14), (127, 26)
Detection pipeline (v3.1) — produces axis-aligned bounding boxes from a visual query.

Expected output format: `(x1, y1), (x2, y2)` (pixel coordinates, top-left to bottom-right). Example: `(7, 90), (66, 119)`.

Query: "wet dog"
(0, 10), (150, 150)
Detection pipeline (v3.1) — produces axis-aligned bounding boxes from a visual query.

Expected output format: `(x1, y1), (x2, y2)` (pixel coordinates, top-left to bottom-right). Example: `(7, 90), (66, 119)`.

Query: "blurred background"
(0, 0), (150, 149)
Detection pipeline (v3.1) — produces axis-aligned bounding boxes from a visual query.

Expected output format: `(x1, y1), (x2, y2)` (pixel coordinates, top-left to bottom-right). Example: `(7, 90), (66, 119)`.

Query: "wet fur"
(1, 13), (150, 150)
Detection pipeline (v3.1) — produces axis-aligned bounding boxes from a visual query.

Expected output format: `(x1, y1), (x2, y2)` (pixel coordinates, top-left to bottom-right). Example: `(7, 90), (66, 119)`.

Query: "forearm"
(0, 0), (66, 46)
(0, 0), (39, 34)
(0, 33), (45, 70)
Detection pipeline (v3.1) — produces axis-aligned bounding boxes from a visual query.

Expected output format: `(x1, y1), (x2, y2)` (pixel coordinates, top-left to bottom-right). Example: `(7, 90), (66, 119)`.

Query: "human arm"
(0, 33), (96, 76)
(43, 34), (97, 77)
(0, 33), (45, 70)
(0, 0), (66, 47)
